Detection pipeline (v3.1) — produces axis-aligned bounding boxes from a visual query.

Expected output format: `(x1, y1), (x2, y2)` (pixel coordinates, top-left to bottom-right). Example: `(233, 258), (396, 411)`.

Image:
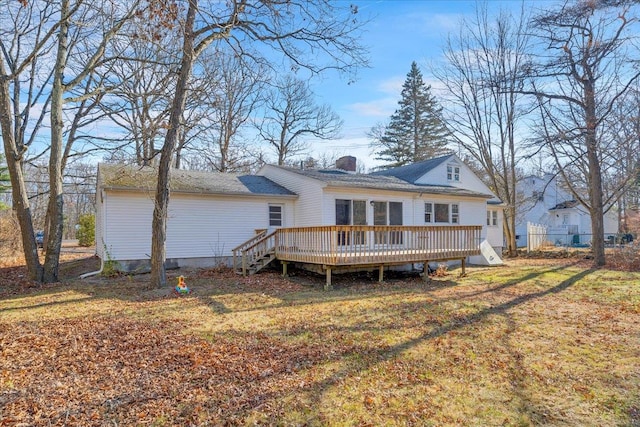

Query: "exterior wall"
(320, 187), (500, 266)
(517, 174), (620, 247)
(516, 175), (575, 247)
(416, 156), (493, 196)
(321, 188), (494, 243)
(485, 206), (503, 251)
(95, 189), (105, 259)
(322, 188), (414, 225)
(100, 189), (294, 266)
(258, 165), (324, 226)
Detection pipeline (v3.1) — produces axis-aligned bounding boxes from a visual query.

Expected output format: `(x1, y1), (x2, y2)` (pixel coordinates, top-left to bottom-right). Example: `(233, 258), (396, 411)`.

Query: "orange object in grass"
(175, 276), (190, 294)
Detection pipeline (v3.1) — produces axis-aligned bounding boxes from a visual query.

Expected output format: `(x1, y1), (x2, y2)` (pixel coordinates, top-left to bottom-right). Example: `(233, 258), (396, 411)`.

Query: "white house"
(95, 154), (504, 273)
(515, 174), (618, 247)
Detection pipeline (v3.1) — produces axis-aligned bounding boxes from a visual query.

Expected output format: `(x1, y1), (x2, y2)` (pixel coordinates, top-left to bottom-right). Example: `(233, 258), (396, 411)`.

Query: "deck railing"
(232, 229), (271, 273)
(273, 225), (482, 266)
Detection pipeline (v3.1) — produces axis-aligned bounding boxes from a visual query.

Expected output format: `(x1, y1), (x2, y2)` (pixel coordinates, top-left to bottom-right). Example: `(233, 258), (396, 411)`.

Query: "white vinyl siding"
(101, 190), (294, 261)
(259, 165), (322, 226)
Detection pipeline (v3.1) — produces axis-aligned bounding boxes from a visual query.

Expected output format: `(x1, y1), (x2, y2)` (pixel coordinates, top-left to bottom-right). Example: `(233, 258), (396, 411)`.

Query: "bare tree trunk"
(42, 0), (70, 283)
(149, 0), (197, 287)
(0, 58), (43, 281)
(585, 81), (606, 265)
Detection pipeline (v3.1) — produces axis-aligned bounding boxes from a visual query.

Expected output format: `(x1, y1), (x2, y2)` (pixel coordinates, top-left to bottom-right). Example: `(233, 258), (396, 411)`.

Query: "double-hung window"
(487, 210), (498, 226)
(269, 204), (283, 227)
(447, 165), (460, 182)
(425, 202), (460, 224)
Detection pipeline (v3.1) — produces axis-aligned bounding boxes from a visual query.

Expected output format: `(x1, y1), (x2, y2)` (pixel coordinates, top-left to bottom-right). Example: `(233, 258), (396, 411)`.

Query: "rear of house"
(96, 164), (296, 272)
(96, 154), (504, 273)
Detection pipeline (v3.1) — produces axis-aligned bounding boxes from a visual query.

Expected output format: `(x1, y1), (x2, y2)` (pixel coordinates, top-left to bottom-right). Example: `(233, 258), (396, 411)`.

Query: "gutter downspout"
(79, 256), (104, 279)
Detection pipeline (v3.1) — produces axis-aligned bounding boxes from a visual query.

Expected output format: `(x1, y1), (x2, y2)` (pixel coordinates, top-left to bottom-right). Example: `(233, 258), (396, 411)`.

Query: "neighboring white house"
(96, 154), (504, 272)
(515, 174), (618, 247)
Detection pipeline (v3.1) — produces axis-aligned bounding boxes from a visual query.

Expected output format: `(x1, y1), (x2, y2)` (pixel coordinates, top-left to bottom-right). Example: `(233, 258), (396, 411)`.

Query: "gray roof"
(98, 163), (296, 197)
(550, 200), (579, 210)
(369, 155), (452, 183)
(269, 164), (493, 199)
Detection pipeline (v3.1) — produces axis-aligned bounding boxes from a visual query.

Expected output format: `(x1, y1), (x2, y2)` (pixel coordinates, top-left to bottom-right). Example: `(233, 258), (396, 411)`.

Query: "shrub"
(76, 214), (95, 247)
(0, 210), (22, 260)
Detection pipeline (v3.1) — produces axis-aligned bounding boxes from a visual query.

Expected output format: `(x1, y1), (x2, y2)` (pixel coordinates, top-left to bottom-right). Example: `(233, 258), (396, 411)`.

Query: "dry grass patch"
(0, 258), (638, 426)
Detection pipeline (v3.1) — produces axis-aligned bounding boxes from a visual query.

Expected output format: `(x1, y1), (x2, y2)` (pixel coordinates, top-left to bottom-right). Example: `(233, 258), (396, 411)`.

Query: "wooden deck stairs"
(232, 230), (277, 276)
(232, 225), (484, 288)
(246, 249), (276, 275)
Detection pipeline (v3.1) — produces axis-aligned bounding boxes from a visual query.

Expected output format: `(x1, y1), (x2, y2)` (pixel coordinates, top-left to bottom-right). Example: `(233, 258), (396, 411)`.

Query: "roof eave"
(101, 186), (298, 198)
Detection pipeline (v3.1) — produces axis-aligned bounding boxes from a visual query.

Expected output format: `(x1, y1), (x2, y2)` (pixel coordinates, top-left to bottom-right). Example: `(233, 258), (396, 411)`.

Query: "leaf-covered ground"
(1, 254), (639, 426)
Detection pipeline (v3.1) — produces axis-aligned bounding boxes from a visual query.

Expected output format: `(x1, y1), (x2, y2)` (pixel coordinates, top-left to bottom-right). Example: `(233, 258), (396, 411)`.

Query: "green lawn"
(1, 258), (639, 426)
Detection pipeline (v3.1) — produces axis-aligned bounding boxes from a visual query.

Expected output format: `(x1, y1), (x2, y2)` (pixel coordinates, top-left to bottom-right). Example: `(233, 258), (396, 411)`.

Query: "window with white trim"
(269, 204), (283, 226)
(373, 201), (403, 244)
(451, 204), (459, 224)
(425, 202), (460, 224)
(424, 203), (433, 223)
(447, 165), (460, 182)
(487, 210), (498, 226)
(336, 199), (367, 245)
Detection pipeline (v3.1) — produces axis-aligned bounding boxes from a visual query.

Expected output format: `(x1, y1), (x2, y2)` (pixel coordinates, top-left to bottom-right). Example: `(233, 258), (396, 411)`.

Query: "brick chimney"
(335, 155), (356, 172)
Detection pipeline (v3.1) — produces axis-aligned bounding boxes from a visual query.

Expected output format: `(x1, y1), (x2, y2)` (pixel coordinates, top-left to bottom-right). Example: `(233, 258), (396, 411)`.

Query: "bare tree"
(187, 51), (266, 172)
(0, 1), (60, 280)
(258, 74), (343, 165)
(1, 0), (140, 282)
(524, 0), (640, 266)
(146, 0), (367, 287)
(43, 0), (139, 282)
(599, 85), (640, 232)
(436, 3), (532, 257)
(100, 34), (179, 166)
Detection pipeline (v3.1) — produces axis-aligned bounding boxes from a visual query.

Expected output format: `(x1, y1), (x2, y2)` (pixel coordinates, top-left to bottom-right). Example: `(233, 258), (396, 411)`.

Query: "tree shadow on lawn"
(5, 257), (635, 425)
(294, 267), (601, 424)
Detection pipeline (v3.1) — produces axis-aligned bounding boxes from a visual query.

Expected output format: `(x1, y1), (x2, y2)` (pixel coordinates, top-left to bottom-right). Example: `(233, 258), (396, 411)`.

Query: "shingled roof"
(549, 200), (580, 210)
(369, 154), (452, 183)
(98, 163), (296, 197)
(267, 164), (493, 199)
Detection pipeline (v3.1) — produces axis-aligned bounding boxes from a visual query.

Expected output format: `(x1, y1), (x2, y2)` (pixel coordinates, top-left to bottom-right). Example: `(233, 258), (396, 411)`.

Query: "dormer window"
(447, 165), (460, 182)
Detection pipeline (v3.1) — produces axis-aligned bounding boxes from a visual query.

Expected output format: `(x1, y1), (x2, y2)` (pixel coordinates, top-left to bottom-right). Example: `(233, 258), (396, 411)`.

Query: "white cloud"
(347, 97), (396, 118)
(377, 76), (405, 95)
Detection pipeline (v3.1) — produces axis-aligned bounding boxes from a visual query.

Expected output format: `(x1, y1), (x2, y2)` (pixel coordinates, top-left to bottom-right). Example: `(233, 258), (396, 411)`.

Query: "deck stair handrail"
(232, 229), (267, 272)
(233, 230), (277, 275)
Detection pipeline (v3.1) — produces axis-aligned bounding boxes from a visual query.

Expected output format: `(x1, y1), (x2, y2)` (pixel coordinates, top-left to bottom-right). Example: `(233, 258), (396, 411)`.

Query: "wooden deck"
(233, 225), (483, 289)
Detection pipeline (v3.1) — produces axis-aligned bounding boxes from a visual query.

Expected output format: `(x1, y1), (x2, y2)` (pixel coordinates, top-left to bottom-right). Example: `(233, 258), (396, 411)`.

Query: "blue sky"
(306, 0), (551, 170)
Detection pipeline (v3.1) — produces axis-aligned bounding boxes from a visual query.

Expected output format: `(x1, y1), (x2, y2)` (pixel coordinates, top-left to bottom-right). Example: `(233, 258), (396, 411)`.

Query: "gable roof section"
(98, 163), (296, 197)
(369, 154), (452, 183)
(267, 164), (492, 199)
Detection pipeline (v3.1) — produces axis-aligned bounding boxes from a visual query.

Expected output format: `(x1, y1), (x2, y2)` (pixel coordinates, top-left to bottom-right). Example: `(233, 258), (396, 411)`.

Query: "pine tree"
(373, 61), (450, 168)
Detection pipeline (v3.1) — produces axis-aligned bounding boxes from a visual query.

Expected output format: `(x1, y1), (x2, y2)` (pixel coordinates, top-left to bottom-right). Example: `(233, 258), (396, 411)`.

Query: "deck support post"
(324, 267), (332, 291)
(379, 265), (384, 282)
(423, 261), (429, 281)
(282, 261), (288, 277)
(460, 258), (466, 277)
(242, 253), (247, 276)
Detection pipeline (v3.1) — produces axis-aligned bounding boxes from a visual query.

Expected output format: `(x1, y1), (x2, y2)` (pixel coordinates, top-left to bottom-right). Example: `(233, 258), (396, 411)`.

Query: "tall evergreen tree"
(372, 61), (450, 168)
